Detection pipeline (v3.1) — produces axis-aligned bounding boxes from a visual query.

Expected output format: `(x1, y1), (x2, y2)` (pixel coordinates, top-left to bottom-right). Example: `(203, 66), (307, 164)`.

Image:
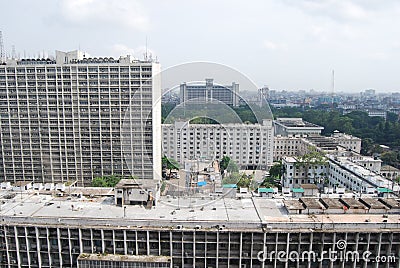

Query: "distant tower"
(259, 86), (269, 106)
(0, 31), (5, 63)
(11, 45), (16, 59)
(331, 69), (335, 107)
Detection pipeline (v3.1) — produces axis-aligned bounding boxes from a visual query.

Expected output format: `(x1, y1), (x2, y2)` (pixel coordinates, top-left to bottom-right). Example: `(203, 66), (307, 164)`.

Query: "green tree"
(92, 175), (124, 187)
(269, 162), (282, 179)
(261, 176), (280, 188)
(92, 177), (108, 187)
(220, 156), (239, 174)
(162, 156), (180, 173)
(226, 160), (239, 173)
(296, 147), (327, 184)
(380, 151), (399, 166)
(222, 172), (241, 185)
(222, 172), (253, 189)
(237, 174), (252, 188)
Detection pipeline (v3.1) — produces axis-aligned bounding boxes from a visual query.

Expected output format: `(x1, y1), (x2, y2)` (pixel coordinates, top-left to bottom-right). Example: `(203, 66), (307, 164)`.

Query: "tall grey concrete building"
(179, 78), (240, 107)
(0, 50), (161, 185)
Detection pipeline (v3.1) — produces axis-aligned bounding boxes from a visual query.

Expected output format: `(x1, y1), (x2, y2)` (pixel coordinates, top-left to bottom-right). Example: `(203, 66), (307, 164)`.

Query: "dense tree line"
(161, 103), (260, 124)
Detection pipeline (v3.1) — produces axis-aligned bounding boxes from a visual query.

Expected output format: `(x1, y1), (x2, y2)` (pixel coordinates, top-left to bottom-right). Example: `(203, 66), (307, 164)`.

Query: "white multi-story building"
(327, 155), (398, 193)
(347, 155), (382, 173)
(281, 156), (328, 188)
(273, 136), (303, 160)
(281, 154), (399, 193)
(162, 120), (274, 169)
(330, 130), (362, 153)
(273, 131), (361, 161)
(0, 50), (161, 185)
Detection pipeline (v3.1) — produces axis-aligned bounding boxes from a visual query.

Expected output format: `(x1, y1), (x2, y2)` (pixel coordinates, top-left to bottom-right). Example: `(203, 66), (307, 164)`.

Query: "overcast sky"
(2, 0), (400, 92)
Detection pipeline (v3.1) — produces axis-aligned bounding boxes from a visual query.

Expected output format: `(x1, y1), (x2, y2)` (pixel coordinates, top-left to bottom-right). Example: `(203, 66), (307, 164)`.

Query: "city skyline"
(2, 0), (400, 92)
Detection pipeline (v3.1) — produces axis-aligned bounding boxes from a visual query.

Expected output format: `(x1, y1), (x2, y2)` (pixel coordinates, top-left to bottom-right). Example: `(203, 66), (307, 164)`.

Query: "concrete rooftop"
(1, 189), (400, 231)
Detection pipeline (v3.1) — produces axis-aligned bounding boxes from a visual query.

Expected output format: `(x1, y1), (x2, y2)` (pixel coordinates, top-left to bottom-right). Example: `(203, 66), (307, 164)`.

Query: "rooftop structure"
(114, 179), (160, 207)
(0, 187), (399, 267)
(273, 130), (362, 160)
(274, 118), (324, 137)
(302, 135), (339, 152)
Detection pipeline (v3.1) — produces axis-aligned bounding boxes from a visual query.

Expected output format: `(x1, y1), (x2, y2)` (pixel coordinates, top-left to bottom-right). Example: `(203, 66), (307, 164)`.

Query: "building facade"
(273, 136), (303, 161)
(162, 120), (274, 169)
(179, 78), (239, 107)
(1, 190), (399, 268)
(273, 131), (362, 161)
(0, 51), (161, 185)
(274, 118), (324, 137)
(331, 131), (362, 153)
(281, 156), (328, 188)
(327, 155), (397, 193)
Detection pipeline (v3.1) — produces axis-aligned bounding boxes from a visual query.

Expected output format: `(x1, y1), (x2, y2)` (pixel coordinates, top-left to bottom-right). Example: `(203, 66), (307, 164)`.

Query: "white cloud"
(282, 0), (372, 22)
(60, 0), (149, 31)
(367, 52), (389, 61)
(263, 40), (287, 50)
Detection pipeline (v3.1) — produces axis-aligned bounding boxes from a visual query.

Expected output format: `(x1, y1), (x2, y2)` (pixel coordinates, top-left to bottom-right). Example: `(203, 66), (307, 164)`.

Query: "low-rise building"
(301, 184), (319, 196)
(258, 187), (274, 197)
(114, 179), (160, 207)
(299, 198), (325, 214)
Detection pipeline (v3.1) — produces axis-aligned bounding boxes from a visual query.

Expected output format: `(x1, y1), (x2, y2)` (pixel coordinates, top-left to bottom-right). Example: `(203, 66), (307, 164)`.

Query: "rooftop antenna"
(331, 69), (335, 108)
(145, 36), (148, 61)
(0, 31), (5, 63)
(11, 45), (16, 59)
